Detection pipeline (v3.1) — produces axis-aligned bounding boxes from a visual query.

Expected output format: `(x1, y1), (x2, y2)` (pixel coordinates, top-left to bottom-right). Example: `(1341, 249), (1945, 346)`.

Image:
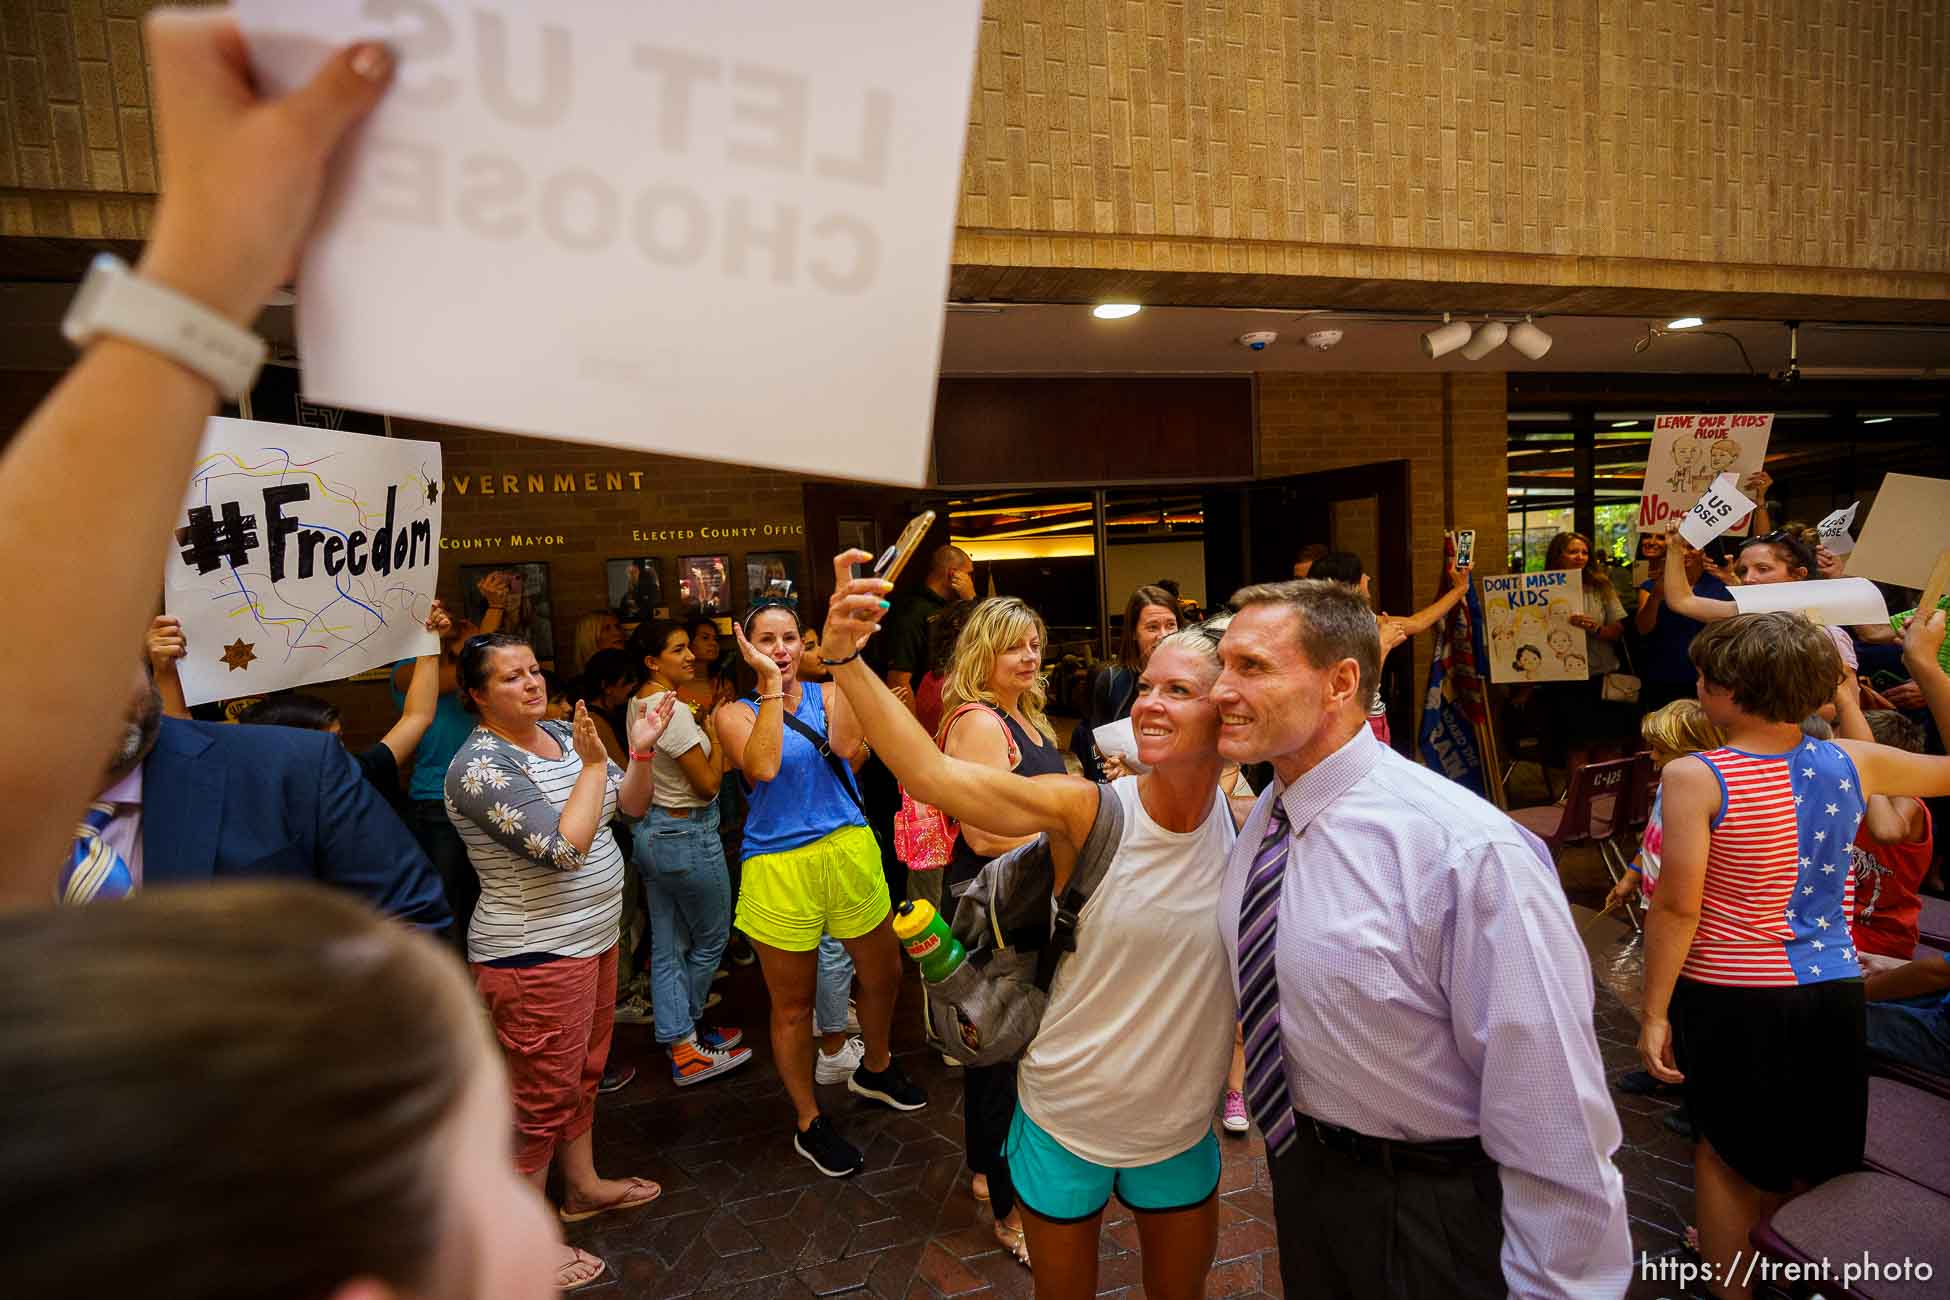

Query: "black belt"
(1298, 1113), (1492, 1176)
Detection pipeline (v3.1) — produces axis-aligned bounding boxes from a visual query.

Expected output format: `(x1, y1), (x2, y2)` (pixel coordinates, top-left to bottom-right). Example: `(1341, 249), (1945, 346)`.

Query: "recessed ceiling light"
(1666, 316), (1705, 330)
(1092, 303), (1141, 320)
(1863, 416), (1893, 424)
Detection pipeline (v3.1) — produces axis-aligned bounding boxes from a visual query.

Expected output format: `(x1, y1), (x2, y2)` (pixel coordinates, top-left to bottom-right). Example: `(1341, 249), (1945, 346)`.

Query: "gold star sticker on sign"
(221, 638), (257, 672)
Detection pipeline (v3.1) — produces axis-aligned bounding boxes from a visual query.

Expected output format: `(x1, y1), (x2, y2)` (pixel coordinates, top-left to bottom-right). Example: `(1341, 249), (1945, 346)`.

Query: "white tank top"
(1017, 775), (1240, 1165)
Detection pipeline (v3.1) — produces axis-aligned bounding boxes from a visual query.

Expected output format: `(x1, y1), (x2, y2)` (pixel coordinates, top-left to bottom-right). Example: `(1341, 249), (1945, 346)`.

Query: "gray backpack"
(922, 782), (1125, 1067)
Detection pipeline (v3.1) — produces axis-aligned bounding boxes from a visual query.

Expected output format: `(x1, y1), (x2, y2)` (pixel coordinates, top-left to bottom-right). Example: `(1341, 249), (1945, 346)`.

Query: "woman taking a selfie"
(714, 601), (926, 1179)
(819, 552), (1241, 1300)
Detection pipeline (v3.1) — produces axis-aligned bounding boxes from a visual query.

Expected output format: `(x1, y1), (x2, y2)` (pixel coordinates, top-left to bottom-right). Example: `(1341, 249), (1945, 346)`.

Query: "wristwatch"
(61, 253), (268, 399)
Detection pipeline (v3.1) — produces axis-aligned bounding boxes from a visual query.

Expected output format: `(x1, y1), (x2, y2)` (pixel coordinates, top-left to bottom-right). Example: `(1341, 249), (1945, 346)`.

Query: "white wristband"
(62, 253), (267, 399)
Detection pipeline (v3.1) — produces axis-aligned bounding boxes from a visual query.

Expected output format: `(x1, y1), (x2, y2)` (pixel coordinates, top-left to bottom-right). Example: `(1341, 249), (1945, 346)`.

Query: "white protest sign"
(1639, 412), (1774, 533)
(234, 1), (983, 487)
(1816, 503), (1860, 556)
(1849, 474), (1950, 591)
(1478, 569), (1587, 684)
(1678, 473), (1757, 549)
(1728, 577), (1889, 626)
(165, 417), (442, 706)
(1092, 717), (1152, 775)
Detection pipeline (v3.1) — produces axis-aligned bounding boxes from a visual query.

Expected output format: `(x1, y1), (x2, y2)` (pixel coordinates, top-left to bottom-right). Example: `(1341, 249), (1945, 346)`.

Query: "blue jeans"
(1866, 993), (1950, 1076)
(816, 933), (854, 1036)
(634, 804), (731, 1046)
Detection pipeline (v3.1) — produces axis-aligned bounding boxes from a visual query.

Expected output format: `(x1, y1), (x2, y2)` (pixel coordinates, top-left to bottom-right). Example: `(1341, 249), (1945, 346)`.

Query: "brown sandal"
(558, 1176), (662, 1223)
(558, 1247), (609, 1292)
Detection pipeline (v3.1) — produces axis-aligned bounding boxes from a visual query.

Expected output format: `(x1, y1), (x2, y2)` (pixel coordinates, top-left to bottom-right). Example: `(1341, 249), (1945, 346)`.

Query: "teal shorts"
(1006, 1104), (1221, 1223)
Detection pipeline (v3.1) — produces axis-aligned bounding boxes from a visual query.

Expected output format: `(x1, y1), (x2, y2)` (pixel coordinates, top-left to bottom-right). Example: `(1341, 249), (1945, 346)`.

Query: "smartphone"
(870, 510), (937, 586)
(1453, 528), (1476, 569)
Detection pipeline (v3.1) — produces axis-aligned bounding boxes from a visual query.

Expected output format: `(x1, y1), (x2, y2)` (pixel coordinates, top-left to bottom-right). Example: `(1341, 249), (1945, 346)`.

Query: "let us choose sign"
(236, 0), (982, 487)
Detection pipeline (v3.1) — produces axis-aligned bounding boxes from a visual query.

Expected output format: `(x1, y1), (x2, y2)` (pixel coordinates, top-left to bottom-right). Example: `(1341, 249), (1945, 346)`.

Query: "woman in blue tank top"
(714, 601), (926, 1178)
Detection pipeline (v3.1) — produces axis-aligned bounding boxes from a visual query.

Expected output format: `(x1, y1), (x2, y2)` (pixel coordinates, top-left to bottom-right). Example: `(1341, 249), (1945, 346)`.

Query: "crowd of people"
(4, 14), (1950, 1300)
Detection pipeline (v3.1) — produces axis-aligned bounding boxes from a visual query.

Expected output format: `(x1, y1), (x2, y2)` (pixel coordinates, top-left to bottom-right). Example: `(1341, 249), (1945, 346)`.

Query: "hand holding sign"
(1817, 502), (1860, 556)
(233, 0), (984, 486)
(165, 417), (442, 706)
(1678, 473), (1757, 549)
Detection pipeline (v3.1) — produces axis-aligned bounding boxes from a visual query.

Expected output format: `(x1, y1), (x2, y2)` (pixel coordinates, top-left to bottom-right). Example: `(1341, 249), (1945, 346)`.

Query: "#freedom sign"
(235, 1), (982, 487)
(166, 417), (443, 706)
(1479, 569), (1587, 685)
(1639, 413), (1773, 533)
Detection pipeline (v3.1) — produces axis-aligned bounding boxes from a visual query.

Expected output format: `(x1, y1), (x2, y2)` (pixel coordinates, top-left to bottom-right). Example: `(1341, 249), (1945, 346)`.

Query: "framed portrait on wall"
(676, 554), (731, 618)
(837, 517), (878, 556)
(460, 562), (555, 662)
(745, 551), (800, 607)
(604, 557), (666, 624)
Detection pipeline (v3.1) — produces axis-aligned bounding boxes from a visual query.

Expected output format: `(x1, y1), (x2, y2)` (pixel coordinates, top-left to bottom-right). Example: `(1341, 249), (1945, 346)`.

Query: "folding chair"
(1919, 896), (1950, 950)
(1864, 1077), (1950, 1196)
(1591, 752), (1656, 934)
(1509, 756), (1633, 864)
(1751, 1172), (1950, 1300)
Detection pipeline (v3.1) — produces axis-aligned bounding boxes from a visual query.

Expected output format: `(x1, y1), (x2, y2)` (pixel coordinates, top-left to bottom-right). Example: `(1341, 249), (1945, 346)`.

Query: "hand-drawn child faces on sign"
(1639, 413), (1774, 533)
(1479, 569), (1587, 685)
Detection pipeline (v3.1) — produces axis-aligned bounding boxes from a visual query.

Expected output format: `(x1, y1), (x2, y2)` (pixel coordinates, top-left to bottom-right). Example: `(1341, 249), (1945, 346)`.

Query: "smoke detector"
(1238, 331), (1279, 351)
(1305, 329), (1343, 351)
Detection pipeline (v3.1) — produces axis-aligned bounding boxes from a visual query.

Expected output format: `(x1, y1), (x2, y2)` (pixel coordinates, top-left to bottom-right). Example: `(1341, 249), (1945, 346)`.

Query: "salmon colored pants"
(472, 946), (618, 1174)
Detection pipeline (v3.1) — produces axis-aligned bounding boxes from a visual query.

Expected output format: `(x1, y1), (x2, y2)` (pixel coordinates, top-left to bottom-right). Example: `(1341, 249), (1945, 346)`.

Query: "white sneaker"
(845, 1000), (862, 1035)
(815, 1035), (867, 1085)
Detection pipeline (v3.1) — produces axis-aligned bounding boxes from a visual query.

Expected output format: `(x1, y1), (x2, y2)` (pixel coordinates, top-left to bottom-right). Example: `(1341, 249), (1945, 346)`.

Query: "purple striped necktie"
(1238, 797), (1295, 1155)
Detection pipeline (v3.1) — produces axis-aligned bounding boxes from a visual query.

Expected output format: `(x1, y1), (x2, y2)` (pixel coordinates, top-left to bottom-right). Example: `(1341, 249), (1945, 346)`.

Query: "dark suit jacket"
(139, 716), (450, 931)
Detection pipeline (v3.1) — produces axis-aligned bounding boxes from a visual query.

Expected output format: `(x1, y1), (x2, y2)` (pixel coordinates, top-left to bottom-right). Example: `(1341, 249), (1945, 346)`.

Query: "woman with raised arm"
(1660, 520), (1860, 690)
(820, 552), (1242, 1300)
(712, 601), (926, 1180)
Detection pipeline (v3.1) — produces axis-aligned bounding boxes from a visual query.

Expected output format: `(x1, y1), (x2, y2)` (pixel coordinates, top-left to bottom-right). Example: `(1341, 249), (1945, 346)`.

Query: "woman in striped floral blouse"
(445, 633), (675, 1292)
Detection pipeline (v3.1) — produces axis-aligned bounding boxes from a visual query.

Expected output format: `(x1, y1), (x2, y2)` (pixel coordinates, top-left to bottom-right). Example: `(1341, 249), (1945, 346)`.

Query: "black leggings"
(964, 1062), (1018, 1219)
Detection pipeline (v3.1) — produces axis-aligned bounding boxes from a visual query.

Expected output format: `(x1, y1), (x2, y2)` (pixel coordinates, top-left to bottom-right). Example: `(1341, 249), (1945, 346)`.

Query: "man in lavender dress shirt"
(1214, 579), (1630, 1299)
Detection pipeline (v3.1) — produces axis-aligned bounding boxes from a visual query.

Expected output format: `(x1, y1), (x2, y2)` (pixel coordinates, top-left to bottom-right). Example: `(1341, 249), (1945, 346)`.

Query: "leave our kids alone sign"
(1480, 570), (1588, 685)
(1638, 413), (1774, 533)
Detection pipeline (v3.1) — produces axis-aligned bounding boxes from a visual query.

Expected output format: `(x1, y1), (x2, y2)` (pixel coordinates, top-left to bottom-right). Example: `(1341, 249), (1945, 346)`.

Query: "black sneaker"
(1662, 1107), (1697, 1141)
(793, 1115), (864, 1178)
(1617, 1068), (1680, 1097)
(848, 1059), (928, 1112)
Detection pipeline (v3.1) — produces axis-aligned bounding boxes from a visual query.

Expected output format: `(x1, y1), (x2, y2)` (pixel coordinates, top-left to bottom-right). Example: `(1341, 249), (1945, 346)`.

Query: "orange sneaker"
(669, 1036), (752, 1087)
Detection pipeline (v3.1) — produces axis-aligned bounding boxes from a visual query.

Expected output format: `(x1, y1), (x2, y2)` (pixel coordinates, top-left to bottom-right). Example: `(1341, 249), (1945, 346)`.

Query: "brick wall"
(6, 2), (1945, 311)
(1258, 371), (1508, 732)
(312, 418), (811, 743)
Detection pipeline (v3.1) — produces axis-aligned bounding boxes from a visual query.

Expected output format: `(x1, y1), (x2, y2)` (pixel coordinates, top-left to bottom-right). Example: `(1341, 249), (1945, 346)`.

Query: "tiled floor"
(570, 926), (1705, 1300)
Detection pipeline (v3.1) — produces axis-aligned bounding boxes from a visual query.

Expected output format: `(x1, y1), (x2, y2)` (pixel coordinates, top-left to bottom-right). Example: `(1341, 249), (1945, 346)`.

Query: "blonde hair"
(941, 597), (1056, 745)
(566, 610), (613, 678)
(1639, 698), (1723, 756)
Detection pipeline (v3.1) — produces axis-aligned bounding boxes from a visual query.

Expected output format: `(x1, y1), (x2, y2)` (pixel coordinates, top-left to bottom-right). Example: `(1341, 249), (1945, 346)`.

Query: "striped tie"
(62, 802), (133, 903)
(1238, 798), (1295, 1156)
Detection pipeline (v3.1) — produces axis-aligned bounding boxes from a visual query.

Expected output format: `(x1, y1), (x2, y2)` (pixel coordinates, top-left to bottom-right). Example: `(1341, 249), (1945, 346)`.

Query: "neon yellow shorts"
(734, 824), (890, 952)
